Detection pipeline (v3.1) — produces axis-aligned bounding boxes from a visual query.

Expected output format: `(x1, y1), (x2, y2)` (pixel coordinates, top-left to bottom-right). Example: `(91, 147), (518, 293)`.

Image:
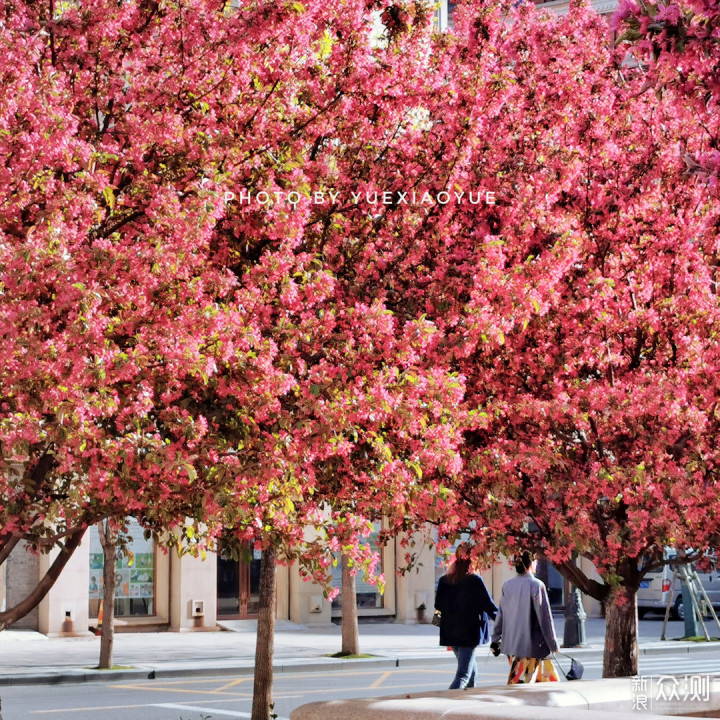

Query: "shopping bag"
(508, 656), (559, 684)
(555, 652), (584, 681)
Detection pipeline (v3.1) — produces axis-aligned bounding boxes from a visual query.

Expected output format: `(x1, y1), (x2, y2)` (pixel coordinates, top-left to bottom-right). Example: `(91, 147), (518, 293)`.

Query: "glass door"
(217, 545), (262, 618)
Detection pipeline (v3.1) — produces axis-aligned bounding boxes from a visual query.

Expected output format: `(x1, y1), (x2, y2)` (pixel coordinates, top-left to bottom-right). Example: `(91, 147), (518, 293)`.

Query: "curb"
(0, 658), (402, 687)
(639, 643), (720, 656)
(0, 656), (413, 687)
(570, 642), (720, 657)
(0, 668), (158, 686)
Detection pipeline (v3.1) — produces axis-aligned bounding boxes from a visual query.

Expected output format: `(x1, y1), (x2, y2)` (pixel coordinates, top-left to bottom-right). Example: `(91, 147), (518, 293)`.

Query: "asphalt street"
(2, 651), (720, 720)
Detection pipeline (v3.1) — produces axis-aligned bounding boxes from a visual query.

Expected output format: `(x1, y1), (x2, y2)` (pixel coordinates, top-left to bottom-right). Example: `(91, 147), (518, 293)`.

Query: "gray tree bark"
(602, 585), (639, 677)
(341, 553), (359, 655)
(251, 546), (277, 720)
(98, 520), (117, 670)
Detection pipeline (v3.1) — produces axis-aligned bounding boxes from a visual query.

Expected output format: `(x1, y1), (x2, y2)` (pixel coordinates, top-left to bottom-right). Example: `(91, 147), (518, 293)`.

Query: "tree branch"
(556, 558), (611, 602)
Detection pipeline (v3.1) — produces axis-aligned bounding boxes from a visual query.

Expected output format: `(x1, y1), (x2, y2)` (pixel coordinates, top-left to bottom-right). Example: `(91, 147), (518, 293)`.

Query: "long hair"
(447, 545), (473, 584)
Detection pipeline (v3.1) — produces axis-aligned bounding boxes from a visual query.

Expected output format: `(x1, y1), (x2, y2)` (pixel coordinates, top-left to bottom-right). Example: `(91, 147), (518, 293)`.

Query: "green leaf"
(102, 186), (116, 209)
(318, 29), (334, 60)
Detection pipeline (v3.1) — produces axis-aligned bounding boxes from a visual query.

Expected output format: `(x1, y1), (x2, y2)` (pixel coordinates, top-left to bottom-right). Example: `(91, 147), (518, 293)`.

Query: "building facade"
(3, 519), (603, 636)
(435, 0), (620, 31)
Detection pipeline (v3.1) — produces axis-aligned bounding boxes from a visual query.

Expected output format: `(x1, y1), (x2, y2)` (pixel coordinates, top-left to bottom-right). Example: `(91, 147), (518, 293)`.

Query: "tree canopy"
(1, 0), (719, 682)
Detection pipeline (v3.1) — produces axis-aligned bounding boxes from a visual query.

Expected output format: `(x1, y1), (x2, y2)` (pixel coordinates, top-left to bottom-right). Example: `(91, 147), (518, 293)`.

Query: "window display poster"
(88, 521), (155, 599)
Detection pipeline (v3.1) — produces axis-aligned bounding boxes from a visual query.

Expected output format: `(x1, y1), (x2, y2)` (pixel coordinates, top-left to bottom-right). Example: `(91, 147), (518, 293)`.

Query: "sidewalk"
(0, 616), (717, 686)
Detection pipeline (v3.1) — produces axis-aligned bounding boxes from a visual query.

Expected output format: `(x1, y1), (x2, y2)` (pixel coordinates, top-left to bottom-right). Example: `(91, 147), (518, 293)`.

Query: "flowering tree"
(297, 0), (720, 677)
(0, 2), (463, 716)
(614, 0), (720, 180)
(4, 0), (717, 694)
(410, 1), (720, 677)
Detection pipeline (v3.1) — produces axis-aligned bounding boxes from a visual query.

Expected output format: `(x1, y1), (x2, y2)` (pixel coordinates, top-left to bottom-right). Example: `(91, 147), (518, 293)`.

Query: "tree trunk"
(341, 553), (359, 655)
(0, 528), (86, 630)
(602, 584), (639, 677)
(98, 520), (117, 669)
(251, 546), (277, 720)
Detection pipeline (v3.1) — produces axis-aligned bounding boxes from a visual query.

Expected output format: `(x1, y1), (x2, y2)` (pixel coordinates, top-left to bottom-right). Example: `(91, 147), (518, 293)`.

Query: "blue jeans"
(449, 646), (478, 689)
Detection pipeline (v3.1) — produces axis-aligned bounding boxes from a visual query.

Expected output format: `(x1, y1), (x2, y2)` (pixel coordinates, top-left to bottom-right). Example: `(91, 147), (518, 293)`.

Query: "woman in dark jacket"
(434, 545), (498, 689)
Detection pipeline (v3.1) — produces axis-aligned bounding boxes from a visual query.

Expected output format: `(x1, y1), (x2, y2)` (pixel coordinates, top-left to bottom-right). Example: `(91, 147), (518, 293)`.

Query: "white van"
(637, 551), (720, 620)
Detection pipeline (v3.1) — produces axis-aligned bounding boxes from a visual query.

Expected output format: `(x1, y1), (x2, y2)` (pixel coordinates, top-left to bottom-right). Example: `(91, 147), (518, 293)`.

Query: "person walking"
(490, 550), (560, 684)
(434, 544), (498, 689)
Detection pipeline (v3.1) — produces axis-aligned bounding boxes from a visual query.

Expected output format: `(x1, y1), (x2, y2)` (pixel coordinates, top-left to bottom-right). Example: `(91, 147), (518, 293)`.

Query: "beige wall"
(38, 532), (91, 636)
(169, 549), (217, 631)
(486, 558), (516, 605)
(6, 542), (40, 630)
(394, 536), (436, 623)
(276, 563), (290, 620)
(288, 561), (331, 624)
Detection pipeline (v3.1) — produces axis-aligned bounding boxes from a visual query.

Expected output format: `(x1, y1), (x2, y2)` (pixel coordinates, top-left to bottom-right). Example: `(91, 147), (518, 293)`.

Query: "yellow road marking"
(112, 684), (246, 697)
(110, 668), (500, 696)
(272, 668), (457, 682)
(275, 678), (509, 695)
(368, 670), (393, 689)
(108, 667), (455, 691)
(110, 676), (253, 687)
(214, 677), (252, 692)
(28, 676), (512, 716)
(31, 703), (153, 715)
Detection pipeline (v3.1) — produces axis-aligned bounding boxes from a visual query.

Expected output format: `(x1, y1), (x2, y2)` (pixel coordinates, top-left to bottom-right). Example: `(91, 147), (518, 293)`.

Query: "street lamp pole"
(563, 584), (587, 648)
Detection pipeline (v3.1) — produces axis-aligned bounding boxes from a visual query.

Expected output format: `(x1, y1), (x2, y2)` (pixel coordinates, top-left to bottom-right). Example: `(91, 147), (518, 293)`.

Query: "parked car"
(637, 551), (720, 620)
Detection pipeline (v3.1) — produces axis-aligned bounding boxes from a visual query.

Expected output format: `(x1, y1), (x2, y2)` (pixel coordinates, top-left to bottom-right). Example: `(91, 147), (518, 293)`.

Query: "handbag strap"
(552, 653), (571, 679)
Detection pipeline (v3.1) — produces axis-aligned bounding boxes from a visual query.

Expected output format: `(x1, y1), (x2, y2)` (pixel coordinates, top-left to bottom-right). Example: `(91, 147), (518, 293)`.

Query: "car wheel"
(673, 596), (684, 621)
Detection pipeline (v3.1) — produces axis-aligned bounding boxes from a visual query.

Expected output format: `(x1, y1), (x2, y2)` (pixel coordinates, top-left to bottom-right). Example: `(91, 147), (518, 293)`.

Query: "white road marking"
(152, 702), (289, 719)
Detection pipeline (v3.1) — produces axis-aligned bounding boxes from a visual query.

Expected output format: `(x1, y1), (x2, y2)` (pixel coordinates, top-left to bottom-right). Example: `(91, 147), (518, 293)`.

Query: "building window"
(435, 0), (456, 32)
(88, 519), (156, 618)
(536, 559), (565, 608)
(331, 521), (385, 613)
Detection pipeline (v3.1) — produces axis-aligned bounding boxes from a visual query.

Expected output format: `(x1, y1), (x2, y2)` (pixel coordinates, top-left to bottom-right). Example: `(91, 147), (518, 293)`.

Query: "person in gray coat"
(490, 551), (560, 684)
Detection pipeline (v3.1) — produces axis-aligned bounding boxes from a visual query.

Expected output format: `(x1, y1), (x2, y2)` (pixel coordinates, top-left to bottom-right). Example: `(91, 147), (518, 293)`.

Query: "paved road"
(2, 652), (720, 720)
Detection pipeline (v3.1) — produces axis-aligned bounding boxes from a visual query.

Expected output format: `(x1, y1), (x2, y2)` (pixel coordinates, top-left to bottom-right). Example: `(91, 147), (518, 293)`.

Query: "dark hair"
(514, 550), (535, 574)
(447, 544), (473, 584)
